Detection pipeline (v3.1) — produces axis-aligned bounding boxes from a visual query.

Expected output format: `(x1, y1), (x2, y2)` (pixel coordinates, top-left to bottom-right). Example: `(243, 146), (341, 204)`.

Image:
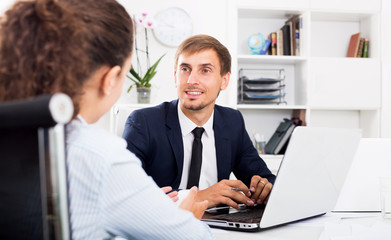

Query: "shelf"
(311, 10), (379, 21)
(237, 104), (307, 110)
(230, 1), (381, 138)
(237, 55), (306, 64)
(309, 57), (379, 61)
(309, 106), (380, 111)
(237, 8), (304, 19)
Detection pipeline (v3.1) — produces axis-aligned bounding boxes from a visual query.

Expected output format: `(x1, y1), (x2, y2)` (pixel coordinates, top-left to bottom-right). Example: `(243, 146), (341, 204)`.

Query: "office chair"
(0, 94), (73, 240)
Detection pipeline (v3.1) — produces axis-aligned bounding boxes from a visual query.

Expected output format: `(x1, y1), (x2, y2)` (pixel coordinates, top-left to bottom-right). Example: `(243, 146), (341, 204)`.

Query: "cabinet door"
(310, 0), (380, 12)
(309, 58), (380, 109)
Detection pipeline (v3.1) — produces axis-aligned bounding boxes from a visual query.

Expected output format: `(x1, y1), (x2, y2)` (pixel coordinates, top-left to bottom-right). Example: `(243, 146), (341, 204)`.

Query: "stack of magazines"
(238, 68), (286, 104)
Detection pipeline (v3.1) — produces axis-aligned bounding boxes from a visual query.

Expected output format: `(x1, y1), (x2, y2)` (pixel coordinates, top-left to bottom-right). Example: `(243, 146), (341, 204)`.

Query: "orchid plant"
(127, 13), (165, 92)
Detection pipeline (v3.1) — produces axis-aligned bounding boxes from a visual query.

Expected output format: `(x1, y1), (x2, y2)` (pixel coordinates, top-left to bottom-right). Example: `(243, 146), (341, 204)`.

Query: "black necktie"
(187, 127), (205, 188)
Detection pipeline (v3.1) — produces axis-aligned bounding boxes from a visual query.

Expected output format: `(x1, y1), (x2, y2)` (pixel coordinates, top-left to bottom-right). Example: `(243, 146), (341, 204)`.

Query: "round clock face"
(153, 7), (193, 47)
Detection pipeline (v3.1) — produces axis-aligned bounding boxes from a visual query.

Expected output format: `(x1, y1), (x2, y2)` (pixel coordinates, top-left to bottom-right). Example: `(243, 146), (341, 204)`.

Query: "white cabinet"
(309, 58), (380, 109)
(227, 0), (381, 141)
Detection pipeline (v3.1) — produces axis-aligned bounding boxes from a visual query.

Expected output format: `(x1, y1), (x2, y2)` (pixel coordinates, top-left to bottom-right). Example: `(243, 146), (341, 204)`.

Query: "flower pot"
(136, 87), (151, 104)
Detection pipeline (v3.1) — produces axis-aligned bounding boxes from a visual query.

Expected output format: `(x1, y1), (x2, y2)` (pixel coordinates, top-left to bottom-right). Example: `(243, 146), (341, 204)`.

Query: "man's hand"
(161, 186), (179, 202)
(179, 186), (209, 219)
(249, 175), (273, 205)
(195, 179), (255, 209)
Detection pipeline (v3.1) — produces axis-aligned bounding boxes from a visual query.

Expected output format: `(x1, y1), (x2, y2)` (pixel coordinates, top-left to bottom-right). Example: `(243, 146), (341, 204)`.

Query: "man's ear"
(101, 65), (121, 96)
(220, 72), (230, 90)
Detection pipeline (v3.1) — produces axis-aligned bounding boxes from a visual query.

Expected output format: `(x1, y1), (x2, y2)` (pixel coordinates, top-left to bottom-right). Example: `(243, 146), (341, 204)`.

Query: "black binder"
(280, 24), (291, 56)
(265, 119), (295, 154)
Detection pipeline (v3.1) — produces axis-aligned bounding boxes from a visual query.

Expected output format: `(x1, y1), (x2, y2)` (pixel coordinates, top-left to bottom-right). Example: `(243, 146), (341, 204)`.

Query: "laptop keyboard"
(209, 205), (265, 222)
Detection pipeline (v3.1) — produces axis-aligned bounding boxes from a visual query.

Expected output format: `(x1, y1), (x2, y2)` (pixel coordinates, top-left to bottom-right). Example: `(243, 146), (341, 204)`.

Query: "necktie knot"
(192, 127), (204, 140)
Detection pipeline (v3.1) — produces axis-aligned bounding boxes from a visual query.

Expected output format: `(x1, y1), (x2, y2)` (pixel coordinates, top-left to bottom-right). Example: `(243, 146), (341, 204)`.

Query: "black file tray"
(238, 68), (287, 105)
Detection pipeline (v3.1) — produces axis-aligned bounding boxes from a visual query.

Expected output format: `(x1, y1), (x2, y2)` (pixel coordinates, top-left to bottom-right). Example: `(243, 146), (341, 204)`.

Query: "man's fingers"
(222, 187), (254, 207)
(252, 178), (268, 202)
(221, 197), (240, 209)
(226, 180), (251, 197)
(257, 182), (272, 204)
(249, 175), (261, 193)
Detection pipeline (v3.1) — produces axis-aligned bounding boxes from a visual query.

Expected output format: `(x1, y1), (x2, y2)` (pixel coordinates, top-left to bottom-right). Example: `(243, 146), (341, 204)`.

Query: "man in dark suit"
(123, 35), (275, 209)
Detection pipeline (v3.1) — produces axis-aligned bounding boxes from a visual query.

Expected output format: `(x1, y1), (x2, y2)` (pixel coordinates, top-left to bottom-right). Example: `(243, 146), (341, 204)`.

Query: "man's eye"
(181, 67), (190, 72)
(202, 69), (211, 73)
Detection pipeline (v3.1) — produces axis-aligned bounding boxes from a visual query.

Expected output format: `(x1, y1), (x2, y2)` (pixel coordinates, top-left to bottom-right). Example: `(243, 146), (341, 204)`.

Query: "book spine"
(362, 39), (369, 58)
(295, 29), (300, 56)
(356, 38), (365, 58)
(277, 29), (283, 56)
(281, 24), (291, 56)
(260, 39), (271, 55)
(299, 15), (304, 57)
(271, 32), (277, 55)
(346, 32), (361, 57)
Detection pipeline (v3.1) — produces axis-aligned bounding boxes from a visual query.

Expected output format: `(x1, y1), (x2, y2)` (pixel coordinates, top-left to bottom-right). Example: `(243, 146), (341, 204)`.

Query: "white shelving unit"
(227, 0), (381, 142)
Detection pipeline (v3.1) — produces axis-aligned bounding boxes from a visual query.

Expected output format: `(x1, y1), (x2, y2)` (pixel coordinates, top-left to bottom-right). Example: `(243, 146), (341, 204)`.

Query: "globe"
(248, 33), (265, 55)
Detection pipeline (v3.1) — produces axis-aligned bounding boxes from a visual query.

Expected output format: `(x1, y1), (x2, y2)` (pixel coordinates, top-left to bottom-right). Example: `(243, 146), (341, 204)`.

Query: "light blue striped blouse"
(66, 116), (214, 239)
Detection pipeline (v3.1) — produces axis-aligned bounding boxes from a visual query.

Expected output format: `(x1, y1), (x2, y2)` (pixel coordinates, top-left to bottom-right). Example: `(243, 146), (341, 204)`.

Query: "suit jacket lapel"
(214, 107), (232, 181)
(165, 100), (184, 188)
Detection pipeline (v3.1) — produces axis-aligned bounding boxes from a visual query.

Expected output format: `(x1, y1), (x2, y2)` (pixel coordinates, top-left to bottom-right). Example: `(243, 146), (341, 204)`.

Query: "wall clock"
(153, 7), (193, 47)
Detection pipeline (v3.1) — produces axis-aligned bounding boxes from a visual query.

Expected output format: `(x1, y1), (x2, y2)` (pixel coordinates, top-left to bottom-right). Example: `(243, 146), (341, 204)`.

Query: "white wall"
(382, 0), (391, 137)
(117, 0), (230, 107)
(1, 0), (390, 137)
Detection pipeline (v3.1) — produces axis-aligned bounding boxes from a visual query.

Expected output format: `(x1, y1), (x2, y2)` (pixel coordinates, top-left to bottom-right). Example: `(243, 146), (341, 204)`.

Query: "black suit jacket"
(123, 100), (275, 189)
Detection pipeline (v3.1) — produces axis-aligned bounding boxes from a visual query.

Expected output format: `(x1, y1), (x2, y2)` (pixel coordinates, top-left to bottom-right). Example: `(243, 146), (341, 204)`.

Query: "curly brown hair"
(0, 0), (133, 117)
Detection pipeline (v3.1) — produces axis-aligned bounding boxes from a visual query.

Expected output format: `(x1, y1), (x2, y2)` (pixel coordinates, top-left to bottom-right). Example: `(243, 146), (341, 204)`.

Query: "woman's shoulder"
(66, 119), (137, 164)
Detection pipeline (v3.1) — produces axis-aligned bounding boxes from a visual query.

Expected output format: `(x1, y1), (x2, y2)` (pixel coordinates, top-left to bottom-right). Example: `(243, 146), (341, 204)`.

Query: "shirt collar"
(77, 114), (88, 125)
(177, 103), (214, 138)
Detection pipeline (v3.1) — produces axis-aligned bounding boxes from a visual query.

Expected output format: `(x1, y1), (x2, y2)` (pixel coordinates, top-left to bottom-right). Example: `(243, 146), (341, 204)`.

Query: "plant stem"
(135, 21), (143, 77)
(145, 28), (150, 69)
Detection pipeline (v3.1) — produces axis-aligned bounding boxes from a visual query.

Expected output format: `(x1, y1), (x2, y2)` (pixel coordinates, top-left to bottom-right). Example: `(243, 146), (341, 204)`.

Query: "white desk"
(211, 212), (391, 240)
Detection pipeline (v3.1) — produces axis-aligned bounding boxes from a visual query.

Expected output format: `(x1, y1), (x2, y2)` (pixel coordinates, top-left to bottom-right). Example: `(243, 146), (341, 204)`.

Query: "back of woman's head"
(0, 0), (133, 115)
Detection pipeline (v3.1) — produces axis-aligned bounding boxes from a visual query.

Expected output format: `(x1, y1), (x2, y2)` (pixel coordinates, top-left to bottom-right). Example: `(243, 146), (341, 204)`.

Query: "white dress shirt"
(177, 104), (218, 191)
(66, 115), (213, 239)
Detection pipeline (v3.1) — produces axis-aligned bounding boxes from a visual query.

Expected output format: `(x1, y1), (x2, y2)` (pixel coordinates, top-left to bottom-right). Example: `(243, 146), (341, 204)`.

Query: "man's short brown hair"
(175, 34), (231, 76)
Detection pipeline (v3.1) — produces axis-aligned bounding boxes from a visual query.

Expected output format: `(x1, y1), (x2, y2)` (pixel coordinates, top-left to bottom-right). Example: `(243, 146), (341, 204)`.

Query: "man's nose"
(187, 71), (199, 84)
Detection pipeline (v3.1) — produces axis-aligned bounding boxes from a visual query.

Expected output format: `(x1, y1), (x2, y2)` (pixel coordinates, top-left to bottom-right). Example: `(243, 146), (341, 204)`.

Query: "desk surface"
(211, 212), (391, 240)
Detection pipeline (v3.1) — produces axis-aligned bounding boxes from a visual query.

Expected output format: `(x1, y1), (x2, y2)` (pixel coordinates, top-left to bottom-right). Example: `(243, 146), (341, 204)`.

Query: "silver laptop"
(201, 127), (361, 231)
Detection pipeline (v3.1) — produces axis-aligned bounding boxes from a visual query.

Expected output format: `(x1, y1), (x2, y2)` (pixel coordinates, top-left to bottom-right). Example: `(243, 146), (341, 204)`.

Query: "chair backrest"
(0, 94), (73, 240)
(110, 104), (143, 137)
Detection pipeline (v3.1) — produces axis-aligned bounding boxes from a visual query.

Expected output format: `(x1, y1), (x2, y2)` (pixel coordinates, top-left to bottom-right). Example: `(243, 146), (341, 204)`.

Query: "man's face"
(174, 49), (230, 112)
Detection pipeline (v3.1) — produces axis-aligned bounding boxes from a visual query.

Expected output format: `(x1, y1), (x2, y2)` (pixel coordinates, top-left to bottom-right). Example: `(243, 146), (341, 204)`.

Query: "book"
(298, 15), (304, 57)
(271, 32), (277, 55)
(281, 24), (291, 56)
(346, 32), (361, 57)
(265, 120), (295, 154)
(356, 38), (365, 57)
(276, 29), (283, 56)
(363, 38), (369, 58)
(295, 29), (300, 56)
(285, 16), (298, 56)
(260, 39), (271, 55)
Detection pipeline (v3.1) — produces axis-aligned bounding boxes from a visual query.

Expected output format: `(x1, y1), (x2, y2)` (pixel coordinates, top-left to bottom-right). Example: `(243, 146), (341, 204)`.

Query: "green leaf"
(127, 85), (133, 93)
(129, 67), (142, 81)
(127, 53), (166, 91)
(142, 54), (165, 84)
(126, 75), (140, 85)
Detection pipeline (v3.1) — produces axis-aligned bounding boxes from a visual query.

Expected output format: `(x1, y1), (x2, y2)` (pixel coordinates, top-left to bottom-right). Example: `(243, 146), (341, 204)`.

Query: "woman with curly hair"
(0, 0), (212, 239)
